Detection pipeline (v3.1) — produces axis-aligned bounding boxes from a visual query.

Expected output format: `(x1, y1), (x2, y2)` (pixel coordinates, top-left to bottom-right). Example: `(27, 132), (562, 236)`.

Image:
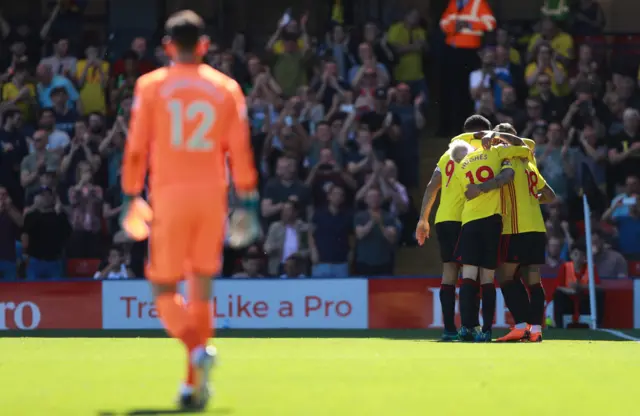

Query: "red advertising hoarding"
(368, 278), (634, 329)
(0, 282), (102, 330)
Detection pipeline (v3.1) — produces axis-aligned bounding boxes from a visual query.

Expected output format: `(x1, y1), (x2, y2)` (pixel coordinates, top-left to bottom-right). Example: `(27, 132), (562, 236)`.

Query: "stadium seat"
(67, 258), (101, 278)
(628, 261), (640, 277)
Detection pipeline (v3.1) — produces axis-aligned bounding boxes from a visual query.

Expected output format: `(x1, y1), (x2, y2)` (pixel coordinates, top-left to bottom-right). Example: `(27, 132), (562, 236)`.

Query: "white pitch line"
(596, 328), (640, 343)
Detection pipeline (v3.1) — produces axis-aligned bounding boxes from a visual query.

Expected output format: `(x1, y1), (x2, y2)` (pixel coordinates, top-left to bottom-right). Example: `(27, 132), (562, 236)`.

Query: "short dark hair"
(165, 10), (205, 51)
(463, 115), (492, 133)
(494, 123), (517, 135)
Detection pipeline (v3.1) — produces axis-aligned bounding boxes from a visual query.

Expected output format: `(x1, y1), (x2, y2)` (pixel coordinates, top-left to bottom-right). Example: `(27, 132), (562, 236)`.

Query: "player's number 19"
(168, 99), (215, 151)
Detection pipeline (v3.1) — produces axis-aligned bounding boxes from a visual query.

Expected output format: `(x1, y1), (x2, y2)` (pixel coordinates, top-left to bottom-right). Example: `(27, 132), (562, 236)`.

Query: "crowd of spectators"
(0, 4), (427, 280)
(1, 0), (639, 282)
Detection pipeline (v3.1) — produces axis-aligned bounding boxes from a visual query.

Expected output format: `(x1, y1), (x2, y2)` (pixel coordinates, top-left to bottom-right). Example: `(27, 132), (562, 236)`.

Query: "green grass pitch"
(1, 330), (638, 415)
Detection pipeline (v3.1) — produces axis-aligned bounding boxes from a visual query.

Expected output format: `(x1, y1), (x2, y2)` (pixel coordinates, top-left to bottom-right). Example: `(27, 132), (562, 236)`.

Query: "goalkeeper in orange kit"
(120, 10), (259, 410)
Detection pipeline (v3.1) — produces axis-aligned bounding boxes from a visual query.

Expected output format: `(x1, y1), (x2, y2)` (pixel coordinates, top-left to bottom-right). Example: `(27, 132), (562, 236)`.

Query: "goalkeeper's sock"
(528, 283), (546, 326)
(156, 293), (200, 351)
(189, 299), (213, 346)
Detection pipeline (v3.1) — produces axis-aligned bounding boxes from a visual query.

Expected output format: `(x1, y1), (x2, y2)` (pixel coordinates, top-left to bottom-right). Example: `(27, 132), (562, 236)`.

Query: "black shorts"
(500, 232), (547, 266)
(454, 214), (502, 270)
(435, 221), (462, 263)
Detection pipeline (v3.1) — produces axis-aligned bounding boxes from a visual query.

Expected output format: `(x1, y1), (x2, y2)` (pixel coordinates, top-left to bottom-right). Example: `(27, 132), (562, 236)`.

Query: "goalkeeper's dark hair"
(463, 115), (491, 133)
(165, 10), (205, 51)
(494, 123), (517, 135)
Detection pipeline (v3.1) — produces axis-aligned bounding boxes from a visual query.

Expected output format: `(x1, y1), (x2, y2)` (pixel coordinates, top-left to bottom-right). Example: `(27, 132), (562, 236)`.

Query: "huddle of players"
(416, 115), (556, 342)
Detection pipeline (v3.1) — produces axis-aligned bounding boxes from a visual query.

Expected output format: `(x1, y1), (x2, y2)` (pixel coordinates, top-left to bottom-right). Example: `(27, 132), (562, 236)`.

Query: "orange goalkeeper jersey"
(121, 63), (257, 198)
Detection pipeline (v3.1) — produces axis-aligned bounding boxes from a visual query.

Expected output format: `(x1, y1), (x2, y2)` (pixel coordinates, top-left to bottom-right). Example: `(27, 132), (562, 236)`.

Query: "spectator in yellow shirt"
(265, 15), (308, 55)
(76, 46), (109, 115)
(387, 9), (428, 98)
(527, 17), (574, 67)
(1, 63), (36, 122)
(525, 43), (569, 97)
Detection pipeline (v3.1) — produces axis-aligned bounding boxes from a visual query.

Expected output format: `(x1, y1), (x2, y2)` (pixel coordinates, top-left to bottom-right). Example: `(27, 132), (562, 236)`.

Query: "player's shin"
(526, 267), (545, 333)
(153, 284), (201, 350)
(440, 263), (459, 333)
(188, 275), (214, 346)
(479, 269), (496, 333)
(498, 264), (529, 327)
(459, 265), (479, 331)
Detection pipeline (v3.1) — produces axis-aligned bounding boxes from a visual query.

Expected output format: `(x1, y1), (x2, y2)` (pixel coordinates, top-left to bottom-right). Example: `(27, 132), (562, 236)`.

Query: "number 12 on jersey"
(168, 99), (215, 151)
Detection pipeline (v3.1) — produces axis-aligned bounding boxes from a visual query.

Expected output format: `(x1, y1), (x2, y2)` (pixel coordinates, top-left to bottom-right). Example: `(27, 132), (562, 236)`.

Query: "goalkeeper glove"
(228, 191), (261, 248)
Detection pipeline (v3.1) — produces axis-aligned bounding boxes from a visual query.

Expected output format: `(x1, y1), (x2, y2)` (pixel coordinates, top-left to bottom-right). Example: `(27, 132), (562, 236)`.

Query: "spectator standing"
(76, 45), (109, 115)
(261, 156), (310, 226)
(495, 27), (521, 66)
(1, 63), (37, 122)
(98, 117), (126, 188)
(361, 21), (395, 72)
(439, 0), (496, 135)
(264, 200), (309, 276)
(36, 108), (70, 153)
(553, 243), (604, 328)
(536, 73), (565, 121)
(0, 108), (29, 207)
(591, 231), (628, 278)
(608, 175), (640, 218)
(354, 187), (397, 275)
(313, 60), (350, 113)
(574, 124), (608, 210)
(67, 162), (103, 258)
(309, 185), (353, 277)
(387, 9), (428, 98)
(389, 84), (425, 187)
(0, 186), (22, 280)
(348, 43), (390, 89)
(525, 42), (568, 98)
(20, 129), (60, 199)
(360, 88), (401, 161)
(496, 86), (525, 127)
(323, 24), (353, 80)
(109, 50), (138, 115)
(527, 17), (574, 67)
(111, 37), (155, 78)
(306, 148), (356, 207)
(59, 120), (100, 186)
(602, 198), (640, 259)
(535, 123), (574, 200)
(22, 187), (70, 280)
(40, 37), (77, 77)
(268, 16), (312, 98)
(469, 47), (512, 112)
(608, 109), (640, 189)
(50, 87), (79, 136)
(35, 63), (79, 109)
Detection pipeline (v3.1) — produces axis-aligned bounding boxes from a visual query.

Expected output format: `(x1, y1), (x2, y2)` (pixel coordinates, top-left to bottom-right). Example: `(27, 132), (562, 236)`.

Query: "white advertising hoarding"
(102, 279), (368, 329)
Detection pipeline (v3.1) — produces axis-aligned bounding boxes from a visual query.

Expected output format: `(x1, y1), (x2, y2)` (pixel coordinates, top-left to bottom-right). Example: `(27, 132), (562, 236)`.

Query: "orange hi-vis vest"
(440, 0), (496, 49)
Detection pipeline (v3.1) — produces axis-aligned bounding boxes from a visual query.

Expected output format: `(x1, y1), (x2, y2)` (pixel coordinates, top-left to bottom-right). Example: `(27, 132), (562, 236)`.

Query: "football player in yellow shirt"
(450, 134), (534, 342)
(470, 124), (556, 342)
(416, 115), (492, 341)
